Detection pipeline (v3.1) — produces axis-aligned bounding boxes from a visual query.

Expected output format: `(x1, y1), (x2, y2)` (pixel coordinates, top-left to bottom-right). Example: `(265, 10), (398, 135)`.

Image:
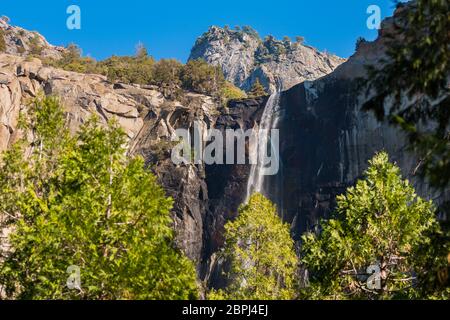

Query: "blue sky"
(0, 0), (403, 62)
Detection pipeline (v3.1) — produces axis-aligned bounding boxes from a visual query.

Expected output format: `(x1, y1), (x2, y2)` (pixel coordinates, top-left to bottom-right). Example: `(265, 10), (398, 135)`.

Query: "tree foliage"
(42, 43), (243, 103)
(99, 53), (155, 85)
(28, 34), (44, 56)
(181, 59), (225, 96)
(295, 36), (305, 44)
(0, 28), (6, 53)
(152, 58), (183, 97)
(361, 0), (450, 188)
(44, 43), (99, 74)
(248, 78), (267, 98)
(0, 95), (198, 299)
(301, 152), (449, 299)
(220, 81), (247, 102)
(210, 193), (298, 300)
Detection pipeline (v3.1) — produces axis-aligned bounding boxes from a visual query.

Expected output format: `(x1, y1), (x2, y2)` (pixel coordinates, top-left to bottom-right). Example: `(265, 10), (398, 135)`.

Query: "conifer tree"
(248, 78), (267, 98)
(210, 193), (298, 300)
(0, 95), (198, 299)
(301, 152), (449, 299)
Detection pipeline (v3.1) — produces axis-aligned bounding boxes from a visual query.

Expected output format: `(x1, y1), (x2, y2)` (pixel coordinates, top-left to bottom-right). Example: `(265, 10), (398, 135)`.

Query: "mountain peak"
(0, 17), (65, 60)
(189, 25), (345, 93)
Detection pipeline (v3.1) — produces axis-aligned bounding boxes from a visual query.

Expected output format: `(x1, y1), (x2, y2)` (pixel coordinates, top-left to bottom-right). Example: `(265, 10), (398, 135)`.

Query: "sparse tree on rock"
(248, 78), (267, 98)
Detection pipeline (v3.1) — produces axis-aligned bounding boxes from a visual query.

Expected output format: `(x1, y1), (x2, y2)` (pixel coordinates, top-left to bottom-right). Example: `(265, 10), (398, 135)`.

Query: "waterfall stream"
(245, 91), (281, 203)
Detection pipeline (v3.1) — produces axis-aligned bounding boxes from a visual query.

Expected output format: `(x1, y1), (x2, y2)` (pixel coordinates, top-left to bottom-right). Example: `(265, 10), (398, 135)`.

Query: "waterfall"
(245, 91), (281, 203)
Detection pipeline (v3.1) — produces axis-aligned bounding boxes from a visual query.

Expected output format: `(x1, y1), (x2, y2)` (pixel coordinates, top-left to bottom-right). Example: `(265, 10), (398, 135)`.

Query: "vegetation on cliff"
(42, 44), (246, 103)
(0, 29), (5, 53)
(248, 78), (268, 98)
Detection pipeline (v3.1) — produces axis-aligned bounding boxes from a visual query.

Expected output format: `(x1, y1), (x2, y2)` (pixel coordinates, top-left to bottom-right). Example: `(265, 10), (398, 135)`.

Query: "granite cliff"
(0, 17), (65, 59)
(189, 26), (345, 93)
(0, 51), (267, 271)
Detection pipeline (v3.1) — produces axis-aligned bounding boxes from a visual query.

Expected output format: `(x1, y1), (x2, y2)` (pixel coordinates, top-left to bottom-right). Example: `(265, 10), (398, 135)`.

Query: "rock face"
(0, 51), (265, 270)
(0, 53), (216, 267)
(0, 55), (143, 151)
(189, 26), (345, 93)
(195, 6), (450, 287)
(0, 18), (65, 59)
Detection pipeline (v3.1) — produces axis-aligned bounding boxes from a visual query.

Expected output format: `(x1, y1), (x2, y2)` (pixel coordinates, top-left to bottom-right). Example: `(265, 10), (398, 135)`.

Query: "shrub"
(29, 34), (43, 56)
(99, 54), (154, 84)
(220, 81), (247, 102)
(181, 59), (225, 96)
(248, 78), (267, 97)
(0, 29), (6, 53)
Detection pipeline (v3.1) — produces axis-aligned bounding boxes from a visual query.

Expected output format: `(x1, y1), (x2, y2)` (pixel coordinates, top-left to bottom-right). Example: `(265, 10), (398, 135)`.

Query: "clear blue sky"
(0, 0), (403, 62)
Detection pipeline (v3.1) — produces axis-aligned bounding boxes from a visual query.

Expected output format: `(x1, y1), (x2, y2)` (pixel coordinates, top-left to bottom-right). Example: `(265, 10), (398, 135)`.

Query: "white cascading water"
(245, 91), (281, 203)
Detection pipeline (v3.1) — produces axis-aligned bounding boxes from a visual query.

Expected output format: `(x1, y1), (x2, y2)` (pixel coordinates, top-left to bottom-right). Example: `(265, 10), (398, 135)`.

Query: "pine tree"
(209, 193), (298, 300)
(0, 95), (198, 299)
(135, 42), (148, 59)
(301, 152), (449, 299)
(248, 78), (267, 98)
(181, 59), (225, 97)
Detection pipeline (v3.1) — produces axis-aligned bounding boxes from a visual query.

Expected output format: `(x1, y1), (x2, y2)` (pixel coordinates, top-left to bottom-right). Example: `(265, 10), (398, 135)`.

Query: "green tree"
(0, 95), (198, 299)
(361, 0), (450, 188)
(98, 46), (155, 85)
(181, 59), (225, 97)
(152, 59), (183, 97)
(248, 78), (267, 98)
(44, 43), (100, 74)
(0, 29), (6, 53)
(209, 193), (298, 300)
(44, 43), (155, 84)
(282, 36), (291, 44)
(220, 81), (247, 103)
(301, 152), (448, 299)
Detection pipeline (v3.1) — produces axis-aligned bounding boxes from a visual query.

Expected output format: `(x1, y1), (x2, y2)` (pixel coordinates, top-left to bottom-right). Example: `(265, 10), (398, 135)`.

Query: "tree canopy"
(210, 193), (298, 300)
(248, 78), (268, 98)
(0, 96), (198, 299)
(301, 152), (449, 299)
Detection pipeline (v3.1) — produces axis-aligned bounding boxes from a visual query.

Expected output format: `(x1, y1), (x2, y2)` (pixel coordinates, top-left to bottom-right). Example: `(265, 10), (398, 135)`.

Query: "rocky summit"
(189, 26), (345, 93)
(0, 17), (65, 59)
